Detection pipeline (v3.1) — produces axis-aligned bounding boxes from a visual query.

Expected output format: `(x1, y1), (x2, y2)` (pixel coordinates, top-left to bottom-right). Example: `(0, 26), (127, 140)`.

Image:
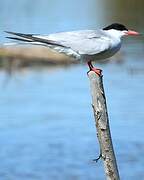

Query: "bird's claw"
(87, 61), (102, 76)
(87, 68), (102, 76)
(91, 67), (102, 76)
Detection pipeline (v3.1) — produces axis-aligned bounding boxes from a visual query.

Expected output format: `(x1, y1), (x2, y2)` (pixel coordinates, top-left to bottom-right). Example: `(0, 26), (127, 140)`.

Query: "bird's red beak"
(125, 30), (139, 36)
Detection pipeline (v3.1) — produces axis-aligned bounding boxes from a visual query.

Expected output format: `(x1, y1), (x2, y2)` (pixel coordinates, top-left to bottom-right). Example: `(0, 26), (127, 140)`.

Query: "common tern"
(5, 23), (139, 75)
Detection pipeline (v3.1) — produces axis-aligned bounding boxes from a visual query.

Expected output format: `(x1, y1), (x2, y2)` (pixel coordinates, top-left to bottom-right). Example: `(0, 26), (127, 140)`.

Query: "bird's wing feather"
(5, 30), (111, 55)
(5, 31), (67, 47)
(44, 30), (111, 55)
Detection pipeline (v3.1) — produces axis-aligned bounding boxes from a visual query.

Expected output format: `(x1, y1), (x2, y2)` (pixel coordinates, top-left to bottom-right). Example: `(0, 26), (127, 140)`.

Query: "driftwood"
(88, 71), (120, 180)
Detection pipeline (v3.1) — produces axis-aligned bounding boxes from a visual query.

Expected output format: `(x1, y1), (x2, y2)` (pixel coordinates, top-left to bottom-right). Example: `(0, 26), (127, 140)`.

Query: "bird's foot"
(87, 61), (102, 76)
(92, 67), (102, 76)
(87, 68), (102, 76)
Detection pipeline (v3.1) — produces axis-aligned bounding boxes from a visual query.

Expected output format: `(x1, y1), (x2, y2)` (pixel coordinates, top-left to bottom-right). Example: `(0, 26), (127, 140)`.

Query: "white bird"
(5, 23), (139, 75)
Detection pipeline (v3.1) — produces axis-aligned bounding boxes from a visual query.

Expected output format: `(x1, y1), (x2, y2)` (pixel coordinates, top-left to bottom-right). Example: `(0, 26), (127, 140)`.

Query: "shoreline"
(0, 45), (77, 68)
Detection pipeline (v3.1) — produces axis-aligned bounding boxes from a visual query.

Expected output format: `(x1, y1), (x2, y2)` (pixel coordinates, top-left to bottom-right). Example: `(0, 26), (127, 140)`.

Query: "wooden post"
(88, 71), (120, 180)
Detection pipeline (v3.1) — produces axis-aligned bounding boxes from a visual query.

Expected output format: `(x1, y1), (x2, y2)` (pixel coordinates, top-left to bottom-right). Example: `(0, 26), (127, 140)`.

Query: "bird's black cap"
(103, 23), (128, 31)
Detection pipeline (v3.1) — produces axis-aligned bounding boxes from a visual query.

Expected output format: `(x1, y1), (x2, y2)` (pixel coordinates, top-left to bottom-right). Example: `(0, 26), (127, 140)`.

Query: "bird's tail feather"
(6, 36), (33, 42)
(5, 31), (67, 48)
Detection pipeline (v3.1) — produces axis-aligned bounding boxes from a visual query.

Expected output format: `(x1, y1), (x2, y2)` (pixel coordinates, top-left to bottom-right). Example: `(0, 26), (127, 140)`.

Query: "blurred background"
(0, 0), (144, 179)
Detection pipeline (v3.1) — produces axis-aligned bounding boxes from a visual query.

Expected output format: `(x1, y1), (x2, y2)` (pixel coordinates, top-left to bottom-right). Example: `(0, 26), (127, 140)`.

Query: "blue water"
(0, 0), (144, 179)
(0, 58), (144, 179)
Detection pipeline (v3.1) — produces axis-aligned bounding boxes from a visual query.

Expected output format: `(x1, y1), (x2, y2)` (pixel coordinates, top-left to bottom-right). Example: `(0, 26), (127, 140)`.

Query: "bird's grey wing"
(65, 36), (111, 55)
(37, 30), (111, 55)
(35, 30), (111, 55)
(5, 30), (110, 58)
(5, 31), (66, 47)
(5, 31), (82, 59)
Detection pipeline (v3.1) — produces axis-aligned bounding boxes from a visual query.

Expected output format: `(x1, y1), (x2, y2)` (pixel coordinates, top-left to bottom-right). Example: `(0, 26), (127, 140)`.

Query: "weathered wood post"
(88, 71), (120, 180)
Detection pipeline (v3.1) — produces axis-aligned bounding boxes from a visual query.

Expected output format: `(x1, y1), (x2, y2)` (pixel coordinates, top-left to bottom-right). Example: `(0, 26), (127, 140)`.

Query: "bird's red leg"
(87, 61), (102, 76)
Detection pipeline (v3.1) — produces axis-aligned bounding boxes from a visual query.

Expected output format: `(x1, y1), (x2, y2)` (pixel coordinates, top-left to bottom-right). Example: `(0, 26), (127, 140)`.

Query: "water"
(0, 0), (144, 179)
(0, 61), (144, 180)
